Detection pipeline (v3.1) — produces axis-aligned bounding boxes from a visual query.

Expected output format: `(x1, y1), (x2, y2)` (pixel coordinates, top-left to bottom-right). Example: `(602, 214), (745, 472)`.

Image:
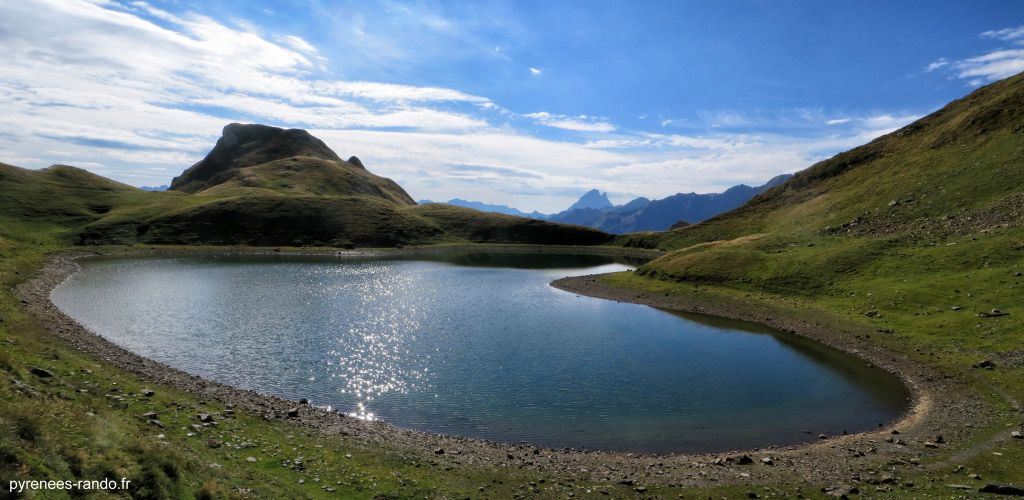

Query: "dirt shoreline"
(16, 247), (994, 490)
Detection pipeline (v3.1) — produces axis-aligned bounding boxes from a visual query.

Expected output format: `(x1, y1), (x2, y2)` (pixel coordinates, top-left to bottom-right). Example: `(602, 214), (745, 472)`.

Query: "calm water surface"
(52, 253), (909, 453)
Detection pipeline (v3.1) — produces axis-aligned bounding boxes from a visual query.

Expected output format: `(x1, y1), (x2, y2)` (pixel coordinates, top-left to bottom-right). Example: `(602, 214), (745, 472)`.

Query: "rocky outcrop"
(170, 123), (344, 193)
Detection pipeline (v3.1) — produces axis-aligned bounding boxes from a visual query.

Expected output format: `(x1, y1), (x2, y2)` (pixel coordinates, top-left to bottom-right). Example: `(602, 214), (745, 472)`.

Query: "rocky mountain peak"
(169, 123), (344, 193)
(568, 189), (613, 211)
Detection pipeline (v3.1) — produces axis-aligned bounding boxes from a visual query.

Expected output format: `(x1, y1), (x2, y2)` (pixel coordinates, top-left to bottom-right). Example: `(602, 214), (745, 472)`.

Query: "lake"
(52, 252), (909, 453)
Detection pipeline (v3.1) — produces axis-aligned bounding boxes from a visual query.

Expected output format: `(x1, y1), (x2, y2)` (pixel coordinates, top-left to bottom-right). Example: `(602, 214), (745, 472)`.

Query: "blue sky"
(1, 0), (1022, 212)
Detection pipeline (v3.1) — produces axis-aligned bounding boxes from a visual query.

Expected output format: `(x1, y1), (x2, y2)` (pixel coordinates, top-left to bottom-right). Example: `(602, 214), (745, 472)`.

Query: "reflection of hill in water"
(94, 252), (648, 271)
(661, 308), (910, 413)
(409, 252), (646, 269)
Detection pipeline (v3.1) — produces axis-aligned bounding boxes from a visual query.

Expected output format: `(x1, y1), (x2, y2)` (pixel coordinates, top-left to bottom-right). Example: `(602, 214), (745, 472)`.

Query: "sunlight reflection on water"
(52, 253), (910, 453)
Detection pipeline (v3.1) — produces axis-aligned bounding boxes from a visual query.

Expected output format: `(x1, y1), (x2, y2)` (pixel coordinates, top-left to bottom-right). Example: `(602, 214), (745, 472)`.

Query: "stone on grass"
(980, 483), (1024, 495)
(29, 367), (53, 378)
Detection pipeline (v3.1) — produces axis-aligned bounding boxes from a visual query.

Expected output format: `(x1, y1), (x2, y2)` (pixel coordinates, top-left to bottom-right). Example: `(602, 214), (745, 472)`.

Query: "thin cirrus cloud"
(929, 25), (1024, 86)
(523, 112), (616, 133)
(980, 26), (1024, 42)
(0, 0), (933, 212)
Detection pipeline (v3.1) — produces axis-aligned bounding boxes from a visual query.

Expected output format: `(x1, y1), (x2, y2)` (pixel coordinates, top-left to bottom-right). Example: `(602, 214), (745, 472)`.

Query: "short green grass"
(602, 73), (1024, 493)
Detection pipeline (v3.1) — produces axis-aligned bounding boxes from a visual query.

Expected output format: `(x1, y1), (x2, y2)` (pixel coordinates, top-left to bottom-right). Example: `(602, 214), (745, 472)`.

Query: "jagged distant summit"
(170, 123), (344, 193)
(568, 189), (613, 211)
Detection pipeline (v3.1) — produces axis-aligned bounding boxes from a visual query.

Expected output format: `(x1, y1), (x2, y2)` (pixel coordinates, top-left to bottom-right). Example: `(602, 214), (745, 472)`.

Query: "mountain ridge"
(422, 175), (792, 234)
(545, 174), (792, 233)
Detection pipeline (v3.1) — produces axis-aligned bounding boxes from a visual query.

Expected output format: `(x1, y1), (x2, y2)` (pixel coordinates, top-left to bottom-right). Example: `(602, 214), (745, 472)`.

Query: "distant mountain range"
(140, 185), (168, 191)
(415, 198), (547, 219)
(423, 174), (792, 234)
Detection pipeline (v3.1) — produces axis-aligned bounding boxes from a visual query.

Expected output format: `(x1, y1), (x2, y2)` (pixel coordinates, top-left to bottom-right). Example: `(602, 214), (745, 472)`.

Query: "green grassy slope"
(629, 72), (1024, 294)
(0, 121), (611, 249)
(599, 73), (1024, 492)
(0, 162), (612, 250)
(409, 203), (613, 245)
(195, 156), (416, 206)
(620, 72), (1024, 254)
(71, 195), (612, 248)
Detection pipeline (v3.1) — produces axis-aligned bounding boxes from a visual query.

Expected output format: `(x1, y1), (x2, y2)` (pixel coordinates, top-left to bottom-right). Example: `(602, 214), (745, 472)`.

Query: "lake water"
(52, 253), (909, 453)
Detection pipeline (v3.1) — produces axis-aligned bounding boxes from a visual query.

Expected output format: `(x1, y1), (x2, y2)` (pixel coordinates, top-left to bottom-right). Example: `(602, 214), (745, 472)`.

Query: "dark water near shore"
(52, 253), (909, 453)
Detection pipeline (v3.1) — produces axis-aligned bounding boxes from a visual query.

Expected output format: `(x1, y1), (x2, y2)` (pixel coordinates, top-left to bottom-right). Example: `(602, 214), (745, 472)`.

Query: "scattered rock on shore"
(29, 367), (53, 378)
(979, 483), (1024, 495)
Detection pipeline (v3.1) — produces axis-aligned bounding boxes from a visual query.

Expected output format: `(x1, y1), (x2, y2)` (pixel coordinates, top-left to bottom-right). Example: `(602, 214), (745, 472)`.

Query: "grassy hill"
(621, 71), (1024, 249)
(615, 71), (1024, 356)
(620, 71), (1024, 288)
(194, 156), (415, 205)
(170, 123), (348, 193)
(0, 124), (612, 249)
(595, 73), (1024, 492)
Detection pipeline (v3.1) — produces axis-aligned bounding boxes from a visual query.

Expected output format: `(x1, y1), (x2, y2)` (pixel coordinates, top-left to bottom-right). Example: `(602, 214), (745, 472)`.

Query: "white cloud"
(277, 35), (318, 54)
(926, 58), (949, 72)
(0, 0), (934, 212)
(928, 26), (1024, 85)
(529, 67), (542, 75)
(981, 25), (1024, 42)
(524, 112), (615, 132)
(954, 49), (1024, 84)
(316, 81), (491, 103)
(859, 113), (919, 130)
(826, 118), (851, 125)
(0, 0), (494, 181)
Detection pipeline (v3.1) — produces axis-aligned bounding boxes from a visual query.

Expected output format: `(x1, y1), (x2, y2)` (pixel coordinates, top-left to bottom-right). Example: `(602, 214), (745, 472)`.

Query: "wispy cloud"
(529, 67), (542, 75)
(981, 25), (1024, 43)
(524, 112), (615, 132)
(317, 81), (491, 103)
(929, 25), (1024, 85)
(0, 0), (935, 211)
(954, 49), (1024, 85)
(926, 58), (949, 72)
